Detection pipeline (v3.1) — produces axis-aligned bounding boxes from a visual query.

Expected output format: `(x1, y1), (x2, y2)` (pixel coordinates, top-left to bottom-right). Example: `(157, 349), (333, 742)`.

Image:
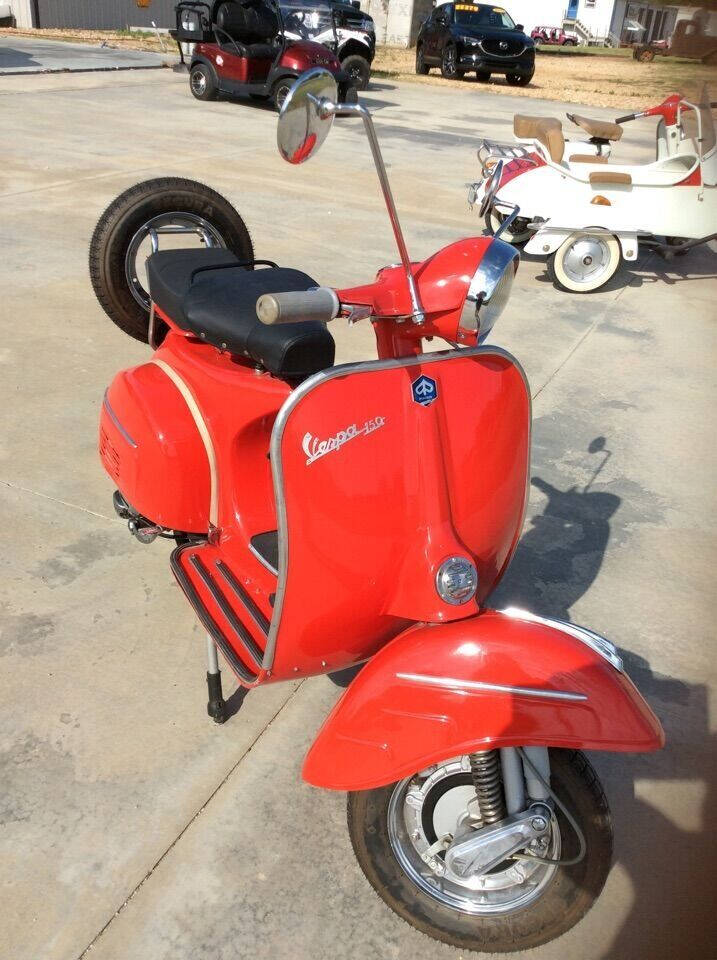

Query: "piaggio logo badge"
(499, 40), (508, 50)
(411, 375), (438, 407)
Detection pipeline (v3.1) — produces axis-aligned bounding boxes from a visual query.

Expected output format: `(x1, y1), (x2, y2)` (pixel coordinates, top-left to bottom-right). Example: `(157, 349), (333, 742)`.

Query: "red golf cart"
(530, 26), (578, 46)
(172, 0), (358, 110)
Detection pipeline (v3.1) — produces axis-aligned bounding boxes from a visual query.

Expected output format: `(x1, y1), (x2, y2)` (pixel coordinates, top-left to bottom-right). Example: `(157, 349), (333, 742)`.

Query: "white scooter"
(470, 89), (717, 293)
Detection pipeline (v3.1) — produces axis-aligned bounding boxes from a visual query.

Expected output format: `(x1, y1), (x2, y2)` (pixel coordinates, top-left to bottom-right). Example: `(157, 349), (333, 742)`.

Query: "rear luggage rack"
(478, 140), (539, 177)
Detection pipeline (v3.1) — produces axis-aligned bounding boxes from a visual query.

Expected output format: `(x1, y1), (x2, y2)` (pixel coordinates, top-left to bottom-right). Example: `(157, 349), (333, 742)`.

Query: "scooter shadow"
(490, 446), (714, 958)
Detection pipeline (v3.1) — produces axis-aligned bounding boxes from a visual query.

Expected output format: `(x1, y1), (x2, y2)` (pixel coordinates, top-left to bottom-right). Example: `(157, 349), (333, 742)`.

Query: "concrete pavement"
(1, 68), (715, 960)
(0, 35), (172, 74)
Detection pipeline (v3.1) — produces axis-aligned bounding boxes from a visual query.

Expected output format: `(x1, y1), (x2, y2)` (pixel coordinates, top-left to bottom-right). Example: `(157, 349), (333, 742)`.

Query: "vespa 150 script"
(92, 69), (663, 953)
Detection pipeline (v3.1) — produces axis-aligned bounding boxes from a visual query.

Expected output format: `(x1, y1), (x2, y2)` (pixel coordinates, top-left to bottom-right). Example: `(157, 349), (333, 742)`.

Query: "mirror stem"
(337, 102), (425, 324)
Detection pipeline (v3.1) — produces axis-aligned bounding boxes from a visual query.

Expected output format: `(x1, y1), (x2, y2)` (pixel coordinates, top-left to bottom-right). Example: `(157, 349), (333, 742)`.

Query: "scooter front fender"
(524, 226), (639, 261)
(303, 609), (663, 791)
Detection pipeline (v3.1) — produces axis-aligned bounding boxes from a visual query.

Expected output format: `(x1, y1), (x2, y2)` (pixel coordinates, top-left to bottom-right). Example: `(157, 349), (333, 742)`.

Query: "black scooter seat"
(147, 249), (335, 383)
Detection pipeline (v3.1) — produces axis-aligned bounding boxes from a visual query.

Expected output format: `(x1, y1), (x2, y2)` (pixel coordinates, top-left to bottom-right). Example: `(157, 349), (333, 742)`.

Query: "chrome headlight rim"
(459, 239), (519, 342)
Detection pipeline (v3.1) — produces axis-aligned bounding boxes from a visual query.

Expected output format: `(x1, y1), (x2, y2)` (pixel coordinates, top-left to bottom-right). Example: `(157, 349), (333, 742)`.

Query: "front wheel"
(342, 54), (371, 90)
(636, 46), (655, 62)
(548, 231), (621, 293)
(348, 750), (612, 954)
(441, 44), (462, 79)
(506, 71), (533, 87)
(486, 208), (534, 245)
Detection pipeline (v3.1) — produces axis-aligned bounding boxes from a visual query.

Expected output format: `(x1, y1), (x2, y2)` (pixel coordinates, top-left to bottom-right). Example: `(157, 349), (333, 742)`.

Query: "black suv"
(416, 2), (535, 86)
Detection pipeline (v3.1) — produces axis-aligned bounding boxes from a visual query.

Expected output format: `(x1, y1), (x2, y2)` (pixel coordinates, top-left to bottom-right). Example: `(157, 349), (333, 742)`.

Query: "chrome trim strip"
(248, 541), (279, 577)
(264, 345), (532, 672)
(152, 359), (219, 528)
(396, 672), (587, 702)
(500, 607), (624, 672)
(103, 390), (137, 448)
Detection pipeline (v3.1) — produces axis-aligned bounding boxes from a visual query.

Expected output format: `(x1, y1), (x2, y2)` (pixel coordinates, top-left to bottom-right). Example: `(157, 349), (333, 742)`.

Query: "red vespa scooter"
(94, 68), (663, 953)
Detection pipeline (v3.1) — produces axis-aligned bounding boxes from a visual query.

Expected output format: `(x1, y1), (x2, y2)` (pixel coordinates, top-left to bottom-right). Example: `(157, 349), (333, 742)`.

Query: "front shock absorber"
(469, 750), (507, 825)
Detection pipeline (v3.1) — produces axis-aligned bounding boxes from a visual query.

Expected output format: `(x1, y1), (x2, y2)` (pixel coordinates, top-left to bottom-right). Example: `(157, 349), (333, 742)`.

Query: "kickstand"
(206, 634), (227, 724)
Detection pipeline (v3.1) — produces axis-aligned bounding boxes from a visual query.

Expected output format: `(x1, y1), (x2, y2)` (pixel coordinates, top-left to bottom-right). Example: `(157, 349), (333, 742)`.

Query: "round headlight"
(459, 239), (518, 343)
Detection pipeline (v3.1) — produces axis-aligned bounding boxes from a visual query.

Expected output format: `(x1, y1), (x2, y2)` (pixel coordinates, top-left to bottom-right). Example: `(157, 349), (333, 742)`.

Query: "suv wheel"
(342, 54), (371, 90)
(416, 44), (430, 75)
(506, 71), (533, 86)
(441, 43), (462, 79)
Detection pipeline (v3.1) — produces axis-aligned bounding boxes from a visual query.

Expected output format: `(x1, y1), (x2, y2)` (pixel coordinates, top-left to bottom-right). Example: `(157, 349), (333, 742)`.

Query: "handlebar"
(614, 112), (638, 124)
(256, 287), (340, 325)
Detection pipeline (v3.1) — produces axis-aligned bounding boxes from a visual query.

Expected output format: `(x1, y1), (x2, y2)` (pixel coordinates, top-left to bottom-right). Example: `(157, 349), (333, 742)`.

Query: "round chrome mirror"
(277, 68), (338, 165)
(479, 159), (504, 218)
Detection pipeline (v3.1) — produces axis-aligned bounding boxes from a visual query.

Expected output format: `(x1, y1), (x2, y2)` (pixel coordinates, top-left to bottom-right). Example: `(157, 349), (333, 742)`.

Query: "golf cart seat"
(215, 0), (279, 51)
(513, 115), (565, 163)
(567, 113), (623, 142)
(147, 249), (335, 382)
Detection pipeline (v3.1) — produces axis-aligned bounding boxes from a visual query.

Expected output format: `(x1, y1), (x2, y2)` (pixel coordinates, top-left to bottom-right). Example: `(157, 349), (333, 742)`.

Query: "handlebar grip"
(614, 113), (636, 124)
(256, 287), (340, 326)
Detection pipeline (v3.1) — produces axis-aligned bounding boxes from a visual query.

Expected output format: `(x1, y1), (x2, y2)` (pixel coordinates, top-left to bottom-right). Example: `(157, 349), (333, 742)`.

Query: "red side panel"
(303, 611), (664, 790)
(268, 349), (530, 680)
(196, 43), (273, 84)
(100, 363), (211, 532)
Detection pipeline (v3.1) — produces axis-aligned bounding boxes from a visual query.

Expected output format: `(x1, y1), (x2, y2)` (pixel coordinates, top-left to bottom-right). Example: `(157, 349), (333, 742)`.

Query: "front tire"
(548, 231), (621, 293)
(441, 43), (462, 79)
(348, 750), (612, 954)
(486, 208), (534, 245)
(342, 54), (371, 90)
(506, 71), (533, 87)
(636, 46), (655, 62)
(89, 178), (253, 342)
(189, 63), (217, 101)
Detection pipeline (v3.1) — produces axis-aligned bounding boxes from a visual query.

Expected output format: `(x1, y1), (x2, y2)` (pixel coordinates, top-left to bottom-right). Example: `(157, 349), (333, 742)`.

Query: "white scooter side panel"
(524, 227), (639, 260)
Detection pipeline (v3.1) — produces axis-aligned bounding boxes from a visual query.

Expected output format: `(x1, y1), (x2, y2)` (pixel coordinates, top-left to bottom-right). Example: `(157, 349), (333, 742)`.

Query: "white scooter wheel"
(486, 208), (534, 245)
(548, 232), (621, 293)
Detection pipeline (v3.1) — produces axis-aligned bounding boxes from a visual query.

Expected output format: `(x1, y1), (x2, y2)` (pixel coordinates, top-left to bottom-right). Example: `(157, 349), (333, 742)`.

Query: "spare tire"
(89, 178), (253, 343)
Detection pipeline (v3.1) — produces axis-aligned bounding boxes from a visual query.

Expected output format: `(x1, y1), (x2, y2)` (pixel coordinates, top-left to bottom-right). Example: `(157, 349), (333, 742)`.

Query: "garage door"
(35, 0), (178, 30)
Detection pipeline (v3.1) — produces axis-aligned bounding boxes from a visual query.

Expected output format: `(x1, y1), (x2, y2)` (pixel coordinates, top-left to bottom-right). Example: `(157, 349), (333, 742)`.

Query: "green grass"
(536, 44), (631, 58)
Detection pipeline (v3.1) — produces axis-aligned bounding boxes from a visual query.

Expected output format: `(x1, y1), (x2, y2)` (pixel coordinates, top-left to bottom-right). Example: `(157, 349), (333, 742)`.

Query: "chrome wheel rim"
(444, 47), (456, 73)
(124, 212), (227, 311)
(561, 235), (611, 286)
(347, 63), (364, 82)
(190, 69), (207, 96)
(275, 83), (291, 110)
(388, 757), (560, 915)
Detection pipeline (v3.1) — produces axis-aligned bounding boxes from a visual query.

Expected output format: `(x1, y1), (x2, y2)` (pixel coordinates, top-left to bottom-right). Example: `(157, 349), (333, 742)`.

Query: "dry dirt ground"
(374, 44), (717, 109)
(2, 25), (715, 108)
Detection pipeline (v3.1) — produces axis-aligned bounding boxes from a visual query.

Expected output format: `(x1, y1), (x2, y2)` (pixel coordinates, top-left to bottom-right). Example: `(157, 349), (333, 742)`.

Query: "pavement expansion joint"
(0, 478), (122, 523)
(74, 680), (305, 960)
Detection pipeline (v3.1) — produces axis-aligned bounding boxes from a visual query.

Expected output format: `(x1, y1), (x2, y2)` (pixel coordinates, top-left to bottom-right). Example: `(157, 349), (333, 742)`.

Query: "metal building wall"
(35, 0), (178, 29)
